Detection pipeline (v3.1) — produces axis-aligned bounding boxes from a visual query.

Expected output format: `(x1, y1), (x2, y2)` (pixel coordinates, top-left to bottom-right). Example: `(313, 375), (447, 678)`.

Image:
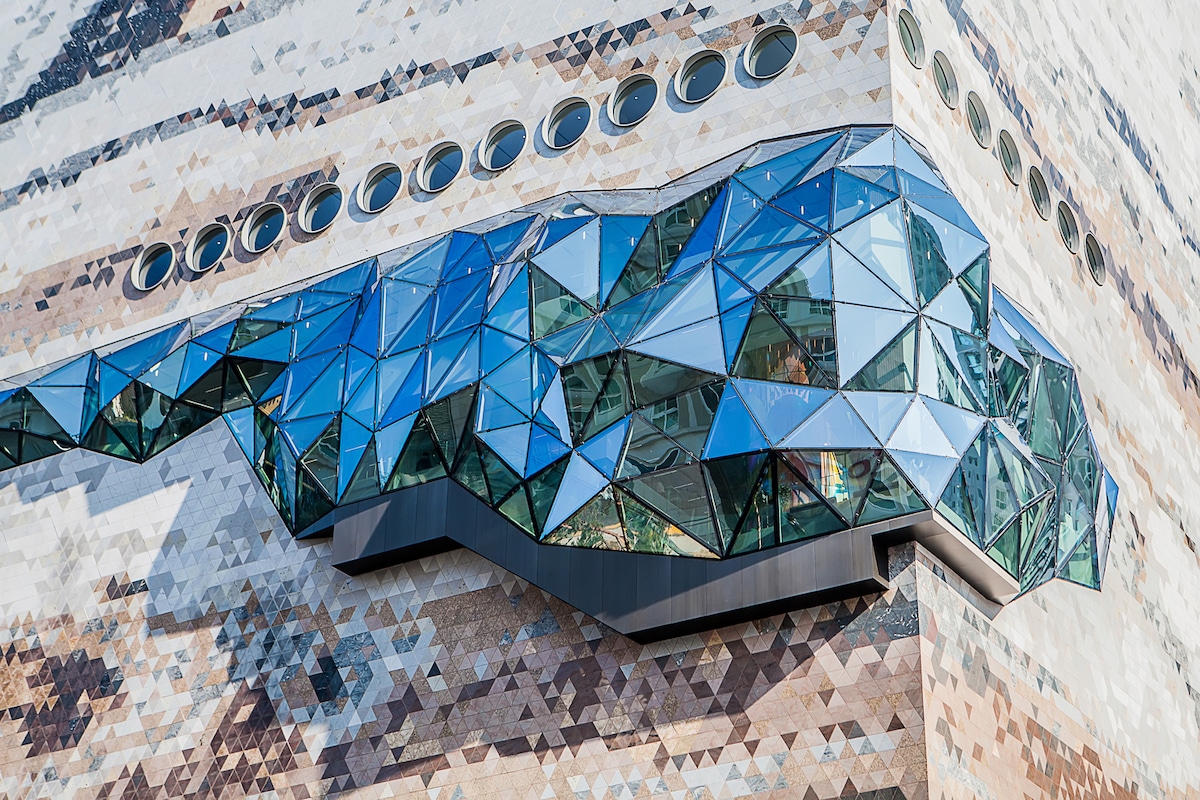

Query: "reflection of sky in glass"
(194, 227), (228, 271)
(306, 188), (342, 231)
(749, 30), (796, 78)
(426, 146), (463, 191)
(251, 208), (284, 250)
(141, 246), (173, 287)
(615, 78), (656, 125)
(486, 125), (525, 169)
(551, 102), (589, 147)
(682, 54), (724, 101)
(365, 168), (401, 211)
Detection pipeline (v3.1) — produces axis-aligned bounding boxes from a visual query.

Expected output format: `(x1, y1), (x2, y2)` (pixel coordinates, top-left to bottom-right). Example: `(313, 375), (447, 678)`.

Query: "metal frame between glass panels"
(0, 125), (1117, 594)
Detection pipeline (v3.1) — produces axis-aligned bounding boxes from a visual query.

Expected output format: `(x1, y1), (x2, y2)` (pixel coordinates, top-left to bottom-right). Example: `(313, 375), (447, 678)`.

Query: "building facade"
(0, 0), (1197, 797)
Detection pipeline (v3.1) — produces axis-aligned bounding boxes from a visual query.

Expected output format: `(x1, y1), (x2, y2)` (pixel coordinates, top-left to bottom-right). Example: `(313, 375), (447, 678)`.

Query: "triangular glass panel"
(631, 266), (717, 342)
(845, 391), (912, 443)
(782, 450), (876, 527)
(718, 178), (767, 250)
(736, 135), (841, 200)
(721, 205), (822, 257)
(906, 201), (986, 284)
(224, 406), (257, 463)
(441, 237), (492, 283)
(381, 282), (433, 355)
(483, 266), (530, 337)
(433, 273), (489, 338)
(830, 243), (911, 311)
(382, 235), (449, 283)
(280, 414), (336, 456)
(776, 457), (846, 543)
(924, 281), (978, 334)
(985, 519), (1021, 577)
(733, 302), (832, 387)
(704, 453), (769, 550)
(719, 240), (820, 293)
(831, 169), (898, 231)
(532, 267), (593, 339)
(379, 351), (425, 427)
(720, 300), (755, 372)
(922, 396), (986, 456)
(727, 462), (777, 555)
(484, 217), (536, 262)
(429, 330), (480, 402)
(531, 217), (601, 305)
(498, 486), (537, 537)
(102, 324), (188, 377)
(885, 396), (957, 458)
(625, 353), (720, 408)
(628, 319), (726, 375)
(780, 394), (878, 449)
(835, 304), (915, 386)
(525, 422), (571, 477)
(374, 412), (418, 488)
(715, 265), (755, 311)
(894, 136), (950, 194)
(771, 171), (834, 231)
(599, 216), (652, 306)
(1059, 529), (1099, 589)
(765, 243), (833, 300)
(542, 453), (610, 535)
(298, 416), (340, 501)
(618, 413), (693, 480)
(664, 184), (725, 279)
(26, 384), (88, 440)
(833, 201), (916, 304)
(577, 416), (631, 478)
(543, 486), (626, 550)
(385, 413), (447, 490)
(856, 452), (928, 525)
(843, 317), (917, 393)
(732, 379), (832, 445)
(703, 384), (769, 459)
(480, 325), (527, 376)
(621, 464), (721, 554)
(423, 385), (477, 467)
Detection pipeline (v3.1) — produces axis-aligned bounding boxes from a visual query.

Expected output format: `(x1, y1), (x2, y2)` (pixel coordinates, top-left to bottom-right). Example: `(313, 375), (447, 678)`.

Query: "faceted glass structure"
(0, 126), (1116, 592)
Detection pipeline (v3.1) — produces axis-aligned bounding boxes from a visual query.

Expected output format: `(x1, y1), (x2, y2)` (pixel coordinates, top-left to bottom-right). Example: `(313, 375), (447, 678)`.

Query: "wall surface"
(892, 0), (1200, 796)
(0, 0), (1198, 797)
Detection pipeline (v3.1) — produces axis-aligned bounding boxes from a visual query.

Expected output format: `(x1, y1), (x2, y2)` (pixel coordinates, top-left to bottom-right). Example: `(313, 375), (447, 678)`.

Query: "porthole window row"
(903, 10), (1114, 287)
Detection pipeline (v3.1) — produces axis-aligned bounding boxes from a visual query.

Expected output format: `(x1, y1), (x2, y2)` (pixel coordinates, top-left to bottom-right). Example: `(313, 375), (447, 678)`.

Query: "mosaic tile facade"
(1, 0), (1199, 795)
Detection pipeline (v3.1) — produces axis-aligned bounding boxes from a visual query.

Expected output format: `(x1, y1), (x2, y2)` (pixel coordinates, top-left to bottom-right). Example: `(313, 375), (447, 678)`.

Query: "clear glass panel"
(844, 318), (917, 392)
(733, 303), (832, 387)
(622, 464), (720, 553)
(856, 453), (927, 525)
(704, 453), (769, 545)
(777, 457), (845, 542)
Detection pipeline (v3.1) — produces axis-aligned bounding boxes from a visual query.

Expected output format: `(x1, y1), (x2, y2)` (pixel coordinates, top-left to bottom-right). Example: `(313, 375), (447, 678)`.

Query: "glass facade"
(0, 126), (1116, 592)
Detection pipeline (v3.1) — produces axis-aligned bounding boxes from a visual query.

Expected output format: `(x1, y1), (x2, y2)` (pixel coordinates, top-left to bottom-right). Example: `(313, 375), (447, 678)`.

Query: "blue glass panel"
(97, 361), (134, 406)
(599, 216), (652, 305)
(992, 290), (1069, 365)
(103, 323), (187, 377)
(772, 171), (833, 231)
(732, 379), (832, 445)
(835, 304), (915, 384)
(719, 300), (754, 371)
(541, 453), (609, 535)
(300, 290), (355, 322)
(836, 129), (894, 168)
(831, 242), (910, 313)
(737, 135), (841, 200)
(843, 211), (915, 308)
(135, 347), (186, 398)
(905, 201), (987, 277)
(718, 240), (819, 293)
(922, 395), (986, 454)
(344, 366), (376, 427)
(703, 384), (769, 459)
(178, 344), (222, 397)
(535, 372), (572, 444)
(831, 169), (898, 231)
(479, 423), (531, 474)
(376, 349), (422, 422)
(283, 352), (346, 421)
(383, 235), (449, 283)
(538, 215), (592, 251)
(532, 218), (601, 305)
(664, 184), (726, 280)
(780, 394), (878, 448)
(380, 352), (426, 427)
(576, 416), (631, 478)
(628, 318), (726, 375)
(903, 195), (982, 240)
(894, 136), (950, 192)
(375, 412), (418, 487)
(442, 233), (481, 279)
(480, 325), (527, 375)
(32, 356), (92, 388)
(884, 397), (957, 457)
(247, 295), (299, 322)
(484, 267), (530, 338)
(343, 346), (375, 403)
(279, 349), (339, 415)
(478, 384), (529, 432)
(337, 417), (374, 501)
(766, 243), (833, 300)
(428, 330), (480, 402)
(193, 320), (237, 353)
(721, 205), (821, 256)
(484, 348), (535, 417)
(230, 322), (294, 362)
(224, 406), (257, 462)
(526, 422), (571, 477)
(443, 238), (493, 283)
(310, 258), (377, 296)
(25, 384), (86, 439)
(718, 179), (766, 249)
(280, 414), (334, 456)
(293, 301), (355, 357)
(484, 217), (536, 261)
(715, 265), (754, 312)
(433, 273), (488, 337)
(631, 266), (717, 342)
(564, 319), (619, 364)
(845, 391), (912, 443)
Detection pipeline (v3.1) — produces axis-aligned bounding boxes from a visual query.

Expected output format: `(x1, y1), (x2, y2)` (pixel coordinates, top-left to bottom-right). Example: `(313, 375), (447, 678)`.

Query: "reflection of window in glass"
(649, 396), (679, 432)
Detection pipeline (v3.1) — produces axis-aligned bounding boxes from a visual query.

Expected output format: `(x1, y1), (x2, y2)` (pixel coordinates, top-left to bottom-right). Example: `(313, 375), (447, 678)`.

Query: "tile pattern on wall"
(0, 421), (928, 799)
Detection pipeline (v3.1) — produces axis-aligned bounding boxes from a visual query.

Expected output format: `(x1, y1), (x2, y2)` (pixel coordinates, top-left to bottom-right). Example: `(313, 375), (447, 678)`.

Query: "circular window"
(481, 120), (527, 171)
(543, 97), (591, 150)
(299, 183), (342, 234)
(608, 74), (658, 127)
(1028, 166), (1051, 219)
(1056, 202), (1080, 252)
(241, 203), (286, 254)
(743, 25), (797, 80)
(1084, 234), (1106, 285)
(133, 242), (175, 290)
(931, 51), (958, 108)
(419, 142), (464, 193)
(997, 130), (1022, 185)
(185, 222), (231, 273)
(965, 91), (991, 147)
(357, 163), (403, 214)
(674, 50), (727, 104)
(897, 9), (926, 68)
